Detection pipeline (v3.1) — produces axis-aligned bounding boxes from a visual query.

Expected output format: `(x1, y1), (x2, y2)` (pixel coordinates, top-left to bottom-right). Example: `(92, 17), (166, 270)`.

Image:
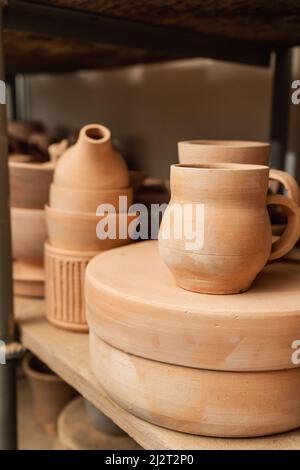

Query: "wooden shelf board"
(16, 296), (300, 450)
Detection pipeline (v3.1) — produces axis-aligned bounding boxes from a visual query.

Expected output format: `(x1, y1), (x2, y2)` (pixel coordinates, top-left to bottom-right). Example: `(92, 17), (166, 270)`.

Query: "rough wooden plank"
(29, 0), (300, 46)
(15, 296), (300, 450)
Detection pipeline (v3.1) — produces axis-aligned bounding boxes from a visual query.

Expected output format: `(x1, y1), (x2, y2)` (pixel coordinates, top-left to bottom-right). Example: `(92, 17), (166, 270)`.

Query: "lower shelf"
(16, 296), (300, 450)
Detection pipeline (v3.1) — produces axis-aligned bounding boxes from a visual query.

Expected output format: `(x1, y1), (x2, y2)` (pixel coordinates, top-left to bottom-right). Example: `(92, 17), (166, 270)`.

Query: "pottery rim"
(172, 162), (269, 173)
(178, 140), (270, 148)
(80, 123), (111, 144)
(9, 159), (55, 171)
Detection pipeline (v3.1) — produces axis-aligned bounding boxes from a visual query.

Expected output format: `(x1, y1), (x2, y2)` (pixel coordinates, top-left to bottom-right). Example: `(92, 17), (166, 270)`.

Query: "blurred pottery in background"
(50, 184), (133, 213)
(11, 208), (47, 264)
(129, 170), (146, 193)
(48, 139), (68, 165)
(159, 164), (300, 294)
(23, 353), (76, 436)
(13, 261), (44, 298)
(9, 160), (54, 209)
(54, 124), (129, 190)
(54, 398), (140, 450)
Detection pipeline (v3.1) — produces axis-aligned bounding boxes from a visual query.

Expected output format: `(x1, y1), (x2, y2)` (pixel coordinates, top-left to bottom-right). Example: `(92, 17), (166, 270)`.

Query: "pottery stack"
(86, 140), (300, 439)
(46, 124), (135, 332)
(9, 156), (54, 297)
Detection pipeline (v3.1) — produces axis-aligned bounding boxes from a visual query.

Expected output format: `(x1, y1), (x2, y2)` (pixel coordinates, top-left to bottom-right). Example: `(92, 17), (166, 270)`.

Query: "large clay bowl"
(9, 160), (54, 209)
(11, 208), (47, 264)
(46, 206), (137, 251)
(90, 332), (300, 438)
(50, 184), (133, 213)
(178, 140), (270, 165)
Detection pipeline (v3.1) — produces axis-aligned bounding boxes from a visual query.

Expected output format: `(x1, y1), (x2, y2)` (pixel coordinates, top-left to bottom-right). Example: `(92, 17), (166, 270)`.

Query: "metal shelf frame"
(0, 0), (295, 449)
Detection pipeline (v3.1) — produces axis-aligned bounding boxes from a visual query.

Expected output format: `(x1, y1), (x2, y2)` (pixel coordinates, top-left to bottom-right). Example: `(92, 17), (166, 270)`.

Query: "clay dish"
(11, 208), (47, 265)
(54, 124), (129, 190)
(9, 160), (54, 209)
(46, 206), (137, 251)
(50, 184), (133, 213)
(178, 140), (270, 165)
(90, 333), (300, 438)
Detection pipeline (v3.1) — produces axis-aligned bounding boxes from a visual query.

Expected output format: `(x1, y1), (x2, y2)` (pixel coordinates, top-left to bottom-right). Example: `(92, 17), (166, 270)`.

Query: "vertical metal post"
(0, 4), (17, 450)
(270, 48), (292, 169)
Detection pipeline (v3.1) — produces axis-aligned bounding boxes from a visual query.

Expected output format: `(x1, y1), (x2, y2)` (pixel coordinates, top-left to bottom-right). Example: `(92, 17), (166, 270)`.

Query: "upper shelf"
(3, 0), (300, 74)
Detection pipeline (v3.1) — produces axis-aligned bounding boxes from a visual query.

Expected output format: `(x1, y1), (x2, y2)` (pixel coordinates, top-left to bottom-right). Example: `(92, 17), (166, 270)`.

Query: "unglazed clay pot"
(178, 140), (300, 206)
(11, 208), (47, 265)
(159, 164), (300, 294)
(90, 333), (300, 438)
(9, 160), (54, 209)
(23, 353), (76, 436)
(50, 184), (133, 213)
(46, 206), (137, 251)
(54, 124), (129, 190)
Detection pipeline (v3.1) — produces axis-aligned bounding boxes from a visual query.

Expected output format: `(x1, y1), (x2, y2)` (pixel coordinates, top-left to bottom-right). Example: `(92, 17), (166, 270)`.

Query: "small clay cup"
(46, 206), (138, 251)
(23, 353), (76, 436)
(11, 208), (47, 265)
(159, 163), (300, 294)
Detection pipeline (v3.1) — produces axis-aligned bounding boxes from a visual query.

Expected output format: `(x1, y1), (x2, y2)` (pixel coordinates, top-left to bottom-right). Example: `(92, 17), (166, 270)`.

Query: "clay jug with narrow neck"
(54, 124), (129, 190)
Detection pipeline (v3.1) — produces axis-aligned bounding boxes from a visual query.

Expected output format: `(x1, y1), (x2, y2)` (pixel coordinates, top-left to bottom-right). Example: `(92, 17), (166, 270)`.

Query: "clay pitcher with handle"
(159, 163), (300, 295)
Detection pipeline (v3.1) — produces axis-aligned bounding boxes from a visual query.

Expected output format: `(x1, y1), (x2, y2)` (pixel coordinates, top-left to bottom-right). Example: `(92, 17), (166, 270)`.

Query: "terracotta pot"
(86, 241), (300, 371)
(11, 208), (47, 265)
(84, 399), (125, 436)
(23, 353), (76, 435)
(9, 160), (54, 209)
(50, 184), (133, 213)
(90, 332), (300, 438)
(159, 164), (300, 294)
(54, 124), (129, 190)
(45, 243), (95, 332)
(178, 140), (300, 206)
(46, 206), (137, 251)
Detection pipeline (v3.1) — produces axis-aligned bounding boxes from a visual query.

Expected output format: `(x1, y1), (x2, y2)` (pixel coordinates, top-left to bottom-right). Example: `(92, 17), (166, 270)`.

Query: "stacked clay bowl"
(9, 156), (54, 297)
(46, 124), (135, 332)
(86, 241), (300, 438)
